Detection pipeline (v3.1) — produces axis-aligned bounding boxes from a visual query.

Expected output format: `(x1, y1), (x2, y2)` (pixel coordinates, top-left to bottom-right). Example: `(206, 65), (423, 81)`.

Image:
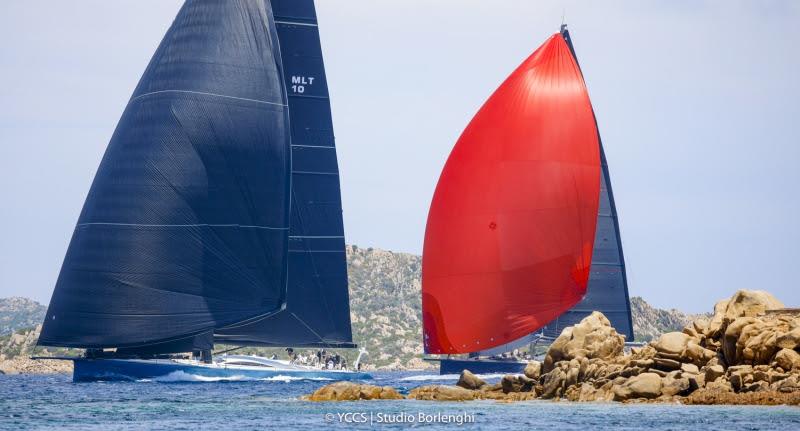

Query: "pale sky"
(1, 1), (798, 313)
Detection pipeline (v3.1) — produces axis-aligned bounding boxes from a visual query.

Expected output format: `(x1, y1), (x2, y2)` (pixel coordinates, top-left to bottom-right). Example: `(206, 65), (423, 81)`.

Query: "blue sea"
(1, 372), (798, 430)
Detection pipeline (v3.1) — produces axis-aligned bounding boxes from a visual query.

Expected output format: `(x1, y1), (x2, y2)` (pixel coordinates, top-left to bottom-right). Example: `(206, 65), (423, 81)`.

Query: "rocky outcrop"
(543, 311), (625, 372)
(305, 290), (798, 405)
(0, 325), (74, 374)
(0, 357), (72, 375)
(523, 361), (542, 380)
(306, 382), (404, 401)
(613, 373), (663, 401)
(408, 385), (477, 401)
(456, 370), (486, 390)
(552, 290), (799, 403)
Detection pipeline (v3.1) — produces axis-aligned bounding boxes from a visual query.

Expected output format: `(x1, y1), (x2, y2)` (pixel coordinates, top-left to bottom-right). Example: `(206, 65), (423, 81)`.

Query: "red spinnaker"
(422, 34), (601, 354)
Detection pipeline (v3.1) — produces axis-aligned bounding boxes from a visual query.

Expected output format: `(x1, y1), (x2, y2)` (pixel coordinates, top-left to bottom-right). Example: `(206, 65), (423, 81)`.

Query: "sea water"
(1, 372), (799, 430)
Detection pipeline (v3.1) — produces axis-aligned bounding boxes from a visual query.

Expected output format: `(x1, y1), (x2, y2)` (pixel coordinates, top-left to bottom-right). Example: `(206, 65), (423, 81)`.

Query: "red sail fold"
(422, 34), (601, 354)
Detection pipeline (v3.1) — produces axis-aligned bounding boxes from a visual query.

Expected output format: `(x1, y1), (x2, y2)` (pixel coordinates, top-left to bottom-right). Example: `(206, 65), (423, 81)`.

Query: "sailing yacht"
(422, 25), (634, 375)
(36, 0), (371, 382)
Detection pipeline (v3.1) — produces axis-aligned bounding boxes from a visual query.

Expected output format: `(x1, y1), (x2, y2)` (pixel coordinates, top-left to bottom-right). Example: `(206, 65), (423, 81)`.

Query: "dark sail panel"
(39, 0), (291, 351)
(215, 0), (354, 348)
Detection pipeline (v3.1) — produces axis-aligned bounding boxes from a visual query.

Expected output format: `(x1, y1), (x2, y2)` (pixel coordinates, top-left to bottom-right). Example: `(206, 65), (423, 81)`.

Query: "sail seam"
(129, 90), (288, 107)
(77, 222), (288, 230)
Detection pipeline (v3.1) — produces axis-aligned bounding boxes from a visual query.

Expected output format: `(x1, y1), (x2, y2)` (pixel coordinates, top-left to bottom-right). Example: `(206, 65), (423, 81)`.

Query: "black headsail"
(214, 0), (354, 348)
(38, 0), (292, 352)
(478, 26), (634, 355)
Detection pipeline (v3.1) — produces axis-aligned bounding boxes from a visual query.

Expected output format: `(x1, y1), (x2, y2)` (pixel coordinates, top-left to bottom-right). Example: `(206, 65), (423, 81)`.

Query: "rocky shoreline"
(0, 357), (72, 375)
(306, 290), (800, 406)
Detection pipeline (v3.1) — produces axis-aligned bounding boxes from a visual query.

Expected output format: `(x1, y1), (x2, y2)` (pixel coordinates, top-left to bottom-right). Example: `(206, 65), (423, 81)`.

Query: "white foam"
(398, 373), (513, 382)
(150, 371), (249, 382)
(142, 371), (334, 383)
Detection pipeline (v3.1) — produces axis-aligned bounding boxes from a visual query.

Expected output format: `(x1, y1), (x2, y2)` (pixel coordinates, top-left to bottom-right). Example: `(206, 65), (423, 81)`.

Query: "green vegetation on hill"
(0, 297), (46, 335)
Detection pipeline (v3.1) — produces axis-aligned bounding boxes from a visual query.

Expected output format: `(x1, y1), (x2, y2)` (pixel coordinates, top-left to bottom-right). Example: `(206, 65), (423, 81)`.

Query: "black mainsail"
(39, 0), (352, 354)
(215, 0), (353, 348)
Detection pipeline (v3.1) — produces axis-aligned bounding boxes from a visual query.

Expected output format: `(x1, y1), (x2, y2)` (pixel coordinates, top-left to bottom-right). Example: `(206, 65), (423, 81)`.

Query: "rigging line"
(77, 222), (288, 230)
(129, 89), (287, 107)
(290, 312), (329, 344)
(212, 345), (246, 356)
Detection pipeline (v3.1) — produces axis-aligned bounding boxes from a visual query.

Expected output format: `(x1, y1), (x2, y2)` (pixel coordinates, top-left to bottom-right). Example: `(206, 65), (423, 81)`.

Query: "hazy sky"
(1, 1), (798, 312)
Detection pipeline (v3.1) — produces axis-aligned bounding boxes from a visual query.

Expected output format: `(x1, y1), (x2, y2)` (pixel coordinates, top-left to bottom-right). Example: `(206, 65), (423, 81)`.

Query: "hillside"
(0, 245), (698, 370)
(0, 297), (46, 335)
(630, 296), (709, 342)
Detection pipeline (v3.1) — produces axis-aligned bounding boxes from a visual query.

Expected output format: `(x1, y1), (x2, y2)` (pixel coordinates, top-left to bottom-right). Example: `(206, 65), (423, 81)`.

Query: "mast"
(38, 0), (292, 353)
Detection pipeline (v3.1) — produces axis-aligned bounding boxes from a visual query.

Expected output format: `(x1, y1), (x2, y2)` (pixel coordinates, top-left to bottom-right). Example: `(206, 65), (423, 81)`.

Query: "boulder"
(722, 317), (757, 364)
(777, 328), (800, 350)
(681, 363), (700, 374)
(729, 369), (754, 393)
(456, 370), (486, 390)
(523, 361), (542, 380)
(566, 382), (614, 402)
(723, 290), (784, 320)
(613, 373), (663, 401)
(706, 299), (732, 338)
(741, 328), (779, 365)
(687, 373), (706, 391)
(501, 375), (535, 394)
(774, 348), (800, 371)
(692, 317), (710, 335)
(662, 374), (691, 396)
(408, 385), (475, 401)
(540, 367), (567, 399)
(307, 382), (404, 401)
(653, 358), (681, 371)
(704, 364), (725, 383)
(773, 375), (800, 393)
(543, 311), (625, 372)
(620, 366), (644, 378)
(741, 381), (770, 393)
(683, 341), (716, 366)
(708, 290), (784, 338)
(479, 382), (503, 392)
(652, 332), (691, 355)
